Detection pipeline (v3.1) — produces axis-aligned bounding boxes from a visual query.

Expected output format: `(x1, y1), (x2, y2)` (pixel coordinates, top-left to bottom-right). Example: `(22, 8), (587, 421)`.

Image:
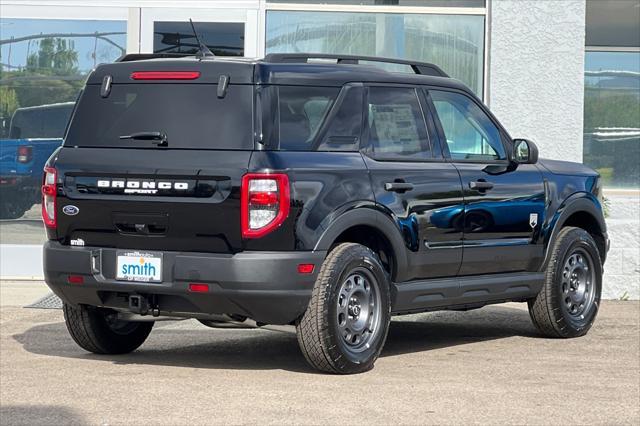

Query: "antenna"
(189, 19), (215, 59)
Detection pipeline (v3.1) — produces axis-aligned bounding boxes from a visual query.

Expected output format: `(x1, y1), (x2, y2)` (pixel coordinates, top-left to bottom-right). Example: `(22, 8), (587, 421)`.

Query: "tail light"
(17, 146), (32, 163)
(41, 167), (57, 228)
(241, 173), (290, 238)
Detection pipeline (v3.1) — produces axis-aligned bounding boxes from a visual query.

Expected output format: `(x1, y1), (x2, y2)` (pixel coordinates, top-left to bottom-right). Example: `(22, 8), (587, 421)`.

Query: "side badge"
(63, 205), (80, 216)
(529, 213), (538, 229)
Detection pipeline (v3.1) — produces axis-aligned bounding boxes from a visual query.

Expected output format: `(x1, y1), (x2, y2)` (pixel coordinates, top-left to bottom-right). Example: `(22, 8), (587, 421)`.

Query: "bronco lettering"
(96, 179), (189, 191)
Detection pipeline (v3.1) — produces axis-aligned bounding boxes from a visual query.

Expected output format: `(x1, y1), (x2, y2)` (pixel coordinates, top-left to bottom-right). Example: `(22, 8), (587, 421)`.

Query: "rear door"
(426, 88), (545, 275)
(55, 78), (255, 254)
(363, 85), (464, 281)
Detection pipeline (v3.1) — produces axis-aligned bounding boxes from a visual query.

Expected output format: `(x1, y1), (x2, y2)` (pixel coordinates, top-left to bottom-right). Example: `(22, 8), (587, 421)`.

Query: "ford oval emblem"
(62, 205), (79, 216)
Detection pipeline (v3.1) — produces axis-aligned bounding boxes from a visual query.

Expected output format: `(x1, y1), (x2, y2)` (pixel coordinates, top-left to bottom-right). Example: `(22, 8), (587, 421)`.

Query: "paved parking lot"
(1, 280), (638, 425)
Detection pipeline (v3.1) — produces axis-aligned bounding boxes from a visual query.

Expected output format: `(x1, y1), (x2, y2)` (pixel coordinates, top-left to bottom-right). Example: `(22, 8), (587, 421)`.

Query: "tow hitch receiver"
(128, 294), (148, 315)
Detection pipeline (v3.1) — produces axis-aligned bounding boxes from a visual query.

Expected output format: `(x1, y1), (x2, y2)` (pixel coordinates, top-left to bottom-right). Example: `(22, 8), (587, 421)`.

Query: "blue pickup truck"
(0, 102), (74, 219)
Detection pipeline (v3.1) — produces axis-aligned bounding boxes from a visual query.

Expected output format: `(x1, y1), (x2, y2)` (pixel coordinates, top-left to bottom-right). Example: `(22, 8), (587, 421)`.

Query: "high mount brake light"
(41, 167), (57, 228)
(130, 71), (201, 80)
(241, 173), (290, 239)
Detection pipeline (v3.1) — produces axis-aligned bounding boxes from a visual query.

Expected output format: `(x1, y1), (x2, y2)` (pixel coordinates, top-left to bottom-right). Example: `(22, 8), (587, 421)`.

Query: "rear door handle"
(384, 182), (414, 193)
(469, 180), (494, 191)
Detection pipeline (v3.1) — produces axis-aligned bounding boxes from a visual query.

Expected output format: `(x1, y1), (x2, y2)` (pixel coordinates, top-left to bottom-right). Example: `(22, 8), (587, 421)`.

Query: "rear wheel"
(528, 227), (602, 338)
(0, 189), (29, 219)
(63, 303), (154, 354)
(296, 243), (391, 374)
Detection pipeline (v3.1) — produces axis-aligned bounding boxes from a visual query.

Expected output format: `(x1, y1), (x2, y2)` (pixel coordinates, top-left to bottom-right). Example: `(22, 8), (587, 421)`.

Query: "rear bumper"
(0, 175), (31, 188)
(43, 241), (325, 324)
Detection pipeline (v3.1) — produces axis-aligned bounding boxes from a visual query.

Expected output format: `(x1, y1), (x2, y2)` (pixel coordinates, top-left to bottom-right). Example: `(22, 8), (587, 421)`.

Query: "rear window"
(65, 84), (254, 150)
(10, 104), (74, 139)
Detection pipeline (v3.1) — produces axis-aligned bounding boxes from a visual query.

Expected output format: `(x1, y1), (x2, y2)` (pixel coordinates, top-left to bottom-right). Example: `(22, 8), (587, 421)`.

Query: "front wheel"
(296, 243), (391, 374)
(528, 227), (602, 338)
(63, 303), (154, 354)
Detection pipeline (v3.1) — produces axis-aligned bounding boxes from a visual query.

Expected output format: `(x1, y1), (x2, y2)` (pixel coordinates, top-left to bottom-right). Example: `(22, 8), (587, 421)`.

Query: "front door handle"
(469, 180), (494, 191)
(384, 182), (414, 193)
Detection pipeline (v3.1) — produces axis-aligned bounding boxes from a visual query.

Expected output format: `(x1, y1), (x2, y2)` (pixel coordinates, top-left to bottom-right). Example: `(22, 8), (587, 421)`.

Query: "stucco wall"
(488, 0), (586, 162)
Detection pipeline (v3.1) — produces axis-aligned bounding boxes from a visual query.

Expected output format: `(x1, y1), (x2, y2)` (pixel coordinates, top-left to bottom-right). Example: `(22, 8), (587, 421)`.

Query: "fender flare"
(541, 193), (607, 269)
(314, 207), (409, 281)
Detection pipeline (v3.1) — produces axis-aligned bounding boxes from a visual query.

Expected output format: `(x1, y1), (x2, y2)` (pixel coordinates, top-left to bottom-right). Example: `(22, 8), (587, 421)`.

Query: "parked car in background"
(0, 102), (74, 219)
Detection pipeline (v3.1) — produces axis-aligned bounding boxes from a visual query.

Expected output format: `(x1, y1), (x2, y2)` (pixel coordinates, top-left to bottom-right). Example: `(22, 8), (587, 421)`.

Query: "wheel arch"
(314, 207), (409, 282)
(542, 193), (608, 269)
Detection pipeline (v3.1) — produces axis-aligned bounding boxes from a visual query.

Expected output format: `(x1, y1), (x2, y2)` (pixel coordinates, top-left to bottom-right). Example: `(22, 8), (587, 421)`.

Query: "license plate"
(116, 251), (162, 283)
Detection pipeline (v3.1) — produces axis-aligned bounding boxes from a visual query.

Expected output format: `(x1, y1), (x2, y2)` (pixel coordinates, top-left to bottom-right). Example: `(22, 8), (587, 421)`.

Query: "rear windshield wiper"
(120, 131), (168, 146)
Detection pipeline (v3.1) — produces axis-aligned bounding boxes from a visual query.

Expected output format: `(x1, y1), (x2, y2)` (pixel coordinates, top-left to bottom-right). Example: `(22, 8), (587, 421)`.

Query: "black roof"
(87, 54), (469, 93)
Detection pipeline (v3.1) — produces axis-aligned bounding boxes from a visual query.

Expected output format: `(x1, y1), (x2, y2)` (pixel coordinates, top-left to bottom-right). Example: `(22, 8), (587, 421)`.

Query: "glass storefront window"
(0, 18), (126, 243)
(586, 0), (640, 48)
(583, 51), (640, 188)
(268, 1), (485, 6)
(154, 21), (244, 56)
(265, 11), (485, 95)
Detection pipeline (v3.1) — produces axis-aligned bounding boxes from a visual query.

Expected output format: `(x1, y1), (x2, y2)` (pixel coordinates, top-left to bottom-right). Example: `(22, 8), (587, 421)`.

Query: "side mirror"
(512, 138), (539, 164)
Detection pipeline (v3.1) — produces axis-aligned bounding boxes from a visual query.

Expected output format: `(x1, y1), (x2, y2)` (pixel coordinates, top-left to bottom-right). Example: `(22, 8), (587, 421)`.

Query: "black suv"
(43, 53), (608, 374)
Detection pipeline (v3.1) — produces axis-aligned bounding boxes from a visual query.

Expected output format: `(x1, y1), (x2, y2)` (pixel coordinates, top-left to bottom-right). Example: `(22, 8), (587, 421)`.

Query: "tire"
(528, 226), (602, 338)
(0, 197), (27, 219)
(296, 243), (391, 374)
(63, 303), (154, 354)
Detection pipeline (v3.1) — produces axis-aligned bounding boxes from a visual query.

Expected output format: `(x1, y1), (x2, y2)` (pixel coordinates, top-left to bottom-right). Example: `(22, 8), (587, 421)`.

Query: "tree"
(26, 37), (78, 75)
(2, 37), (82, 112)
(0, 86), (20, 120)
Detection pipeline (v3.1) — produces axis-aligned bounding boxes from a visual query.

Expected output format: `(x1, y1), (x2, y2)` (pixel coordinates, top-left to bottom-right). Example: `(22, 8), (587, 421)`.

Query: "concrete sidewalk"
(0, 281), (638, 425)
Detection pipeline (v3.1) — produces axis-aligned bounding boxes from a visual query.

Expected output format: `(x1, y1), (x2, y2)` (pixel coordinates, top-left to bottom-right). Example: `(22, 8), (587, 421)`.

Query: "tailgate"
(54, 147), (251, 253)
(51, 75), (256, 253)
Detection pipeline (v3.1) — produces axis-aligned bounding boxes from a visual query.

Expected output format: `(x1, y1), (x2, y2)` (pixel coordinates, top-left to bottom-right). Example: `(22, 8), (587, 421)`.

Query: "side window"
(366, 87), (431, 160)
(277, 86), (339, 150)
(316, 85), (363, 152)
(430, 90), (505, 161)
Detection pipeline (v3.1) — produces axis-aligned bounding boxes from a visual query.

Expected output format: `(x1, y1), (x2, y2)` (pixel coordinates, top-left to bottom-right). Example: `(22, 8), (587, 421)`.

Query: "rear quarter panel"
(246, 151), (374, 251)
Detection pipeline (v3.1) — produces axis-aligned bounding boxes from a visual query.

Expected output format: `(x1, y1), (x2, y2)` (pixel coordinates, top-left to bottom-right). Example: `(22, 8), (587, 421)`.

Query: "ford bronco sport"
(43, 53), (608, 374)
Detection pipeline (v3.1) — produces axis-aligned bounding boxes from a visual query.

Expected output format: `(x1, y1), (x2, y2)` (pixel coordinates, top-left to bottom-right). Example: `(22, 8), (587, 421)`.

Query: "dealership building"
(1, 0), (638, 298)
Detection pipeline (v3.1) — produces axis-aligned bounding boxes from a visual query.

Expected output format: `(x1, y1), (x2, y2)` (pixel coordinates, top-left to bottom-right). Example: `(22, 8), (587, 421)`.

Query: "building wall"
(603, 192), (640, 299)
(488, 0), (586, 162)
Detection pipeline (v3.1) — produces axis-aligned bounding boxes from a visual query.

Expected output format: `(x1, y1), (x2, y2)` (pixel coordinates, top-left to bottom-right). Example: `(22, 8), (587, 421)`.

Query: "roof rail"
(116, 53), (196, 62)
(263, 53), (449, 78)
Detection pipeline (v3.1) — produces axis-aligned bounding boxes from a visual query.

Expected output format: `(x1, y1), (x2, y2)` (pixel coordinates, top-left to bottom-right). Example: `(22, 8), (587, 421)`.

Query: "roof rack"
(263, 53), (449, 78)
(116, 53), (196, 62)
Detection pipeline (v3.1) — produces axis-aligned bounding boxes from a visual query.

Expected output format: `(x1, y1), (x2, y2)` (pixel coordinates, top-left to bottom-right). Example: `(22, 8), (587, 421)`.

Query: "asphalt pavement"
(1, 280), (638, 425)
